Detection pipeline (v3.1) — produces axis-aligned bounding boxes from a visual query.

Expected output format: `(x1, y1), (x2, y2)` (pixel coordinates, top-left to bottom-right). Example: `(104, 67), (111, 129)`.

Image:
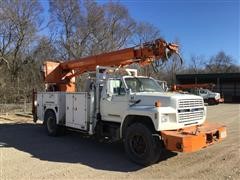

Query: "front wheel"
(124, 123), (162, 166)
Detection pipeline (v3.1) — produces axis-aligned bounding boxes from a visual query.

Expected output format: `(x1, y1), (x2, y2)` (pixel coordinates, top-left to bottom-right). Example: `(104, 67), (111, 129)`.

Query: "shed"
(176, 73), (240, 103)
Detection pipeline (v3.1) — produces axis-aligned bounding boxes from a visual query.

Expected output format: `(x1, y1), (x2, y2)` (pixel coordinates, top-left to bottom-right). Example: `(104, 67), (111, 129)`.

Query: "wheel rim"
(130, 134), (147, 157)
(47, 117), (55, 133)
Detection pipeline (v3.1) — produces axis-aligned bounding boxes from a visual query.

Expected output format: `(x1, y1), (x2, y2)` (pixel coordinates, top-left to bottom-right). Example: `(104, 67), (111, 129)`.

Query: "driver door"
(100, 78), (129, 122)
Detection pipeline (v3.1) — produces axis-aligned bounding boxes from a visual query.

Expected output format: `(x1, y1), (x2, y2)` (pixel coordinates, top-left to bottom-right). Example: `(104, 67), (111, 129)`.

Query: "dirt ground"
(0, 104), (239, 180)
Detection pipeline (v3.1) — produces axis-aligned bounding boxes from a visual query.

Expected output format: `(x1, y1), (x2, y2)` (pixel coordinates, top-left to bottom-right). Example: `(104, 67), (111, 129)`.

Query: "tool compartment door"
(66, 93), (88, 130)
(37, 93), (43, 120)
(66, 94), (74, 126)
(73, 93), (88, 130)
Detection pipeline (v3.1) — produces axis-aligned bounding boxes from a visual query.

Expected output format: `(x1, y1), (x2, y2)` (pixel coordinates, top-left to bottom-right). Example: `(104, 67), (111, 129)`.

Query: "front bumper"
(161, 122), (226, 152)
(217, 98), (224, 103)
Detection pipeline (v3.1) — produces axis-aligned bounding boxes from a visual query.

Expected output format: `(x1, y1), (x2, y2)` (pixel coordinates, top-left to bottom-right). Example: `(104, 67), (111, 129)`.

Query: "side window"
(108, 79), (126, 96)
(200, 90), (207, 94)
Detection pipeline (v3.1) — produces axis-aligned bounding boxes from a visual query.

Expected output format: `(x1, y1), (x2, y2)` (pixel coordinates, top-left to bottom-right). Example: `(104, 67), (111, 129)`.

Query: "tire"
(124, 123), (162, 166)
(208, 98), (216, 105)
(44, 110), (59, 136)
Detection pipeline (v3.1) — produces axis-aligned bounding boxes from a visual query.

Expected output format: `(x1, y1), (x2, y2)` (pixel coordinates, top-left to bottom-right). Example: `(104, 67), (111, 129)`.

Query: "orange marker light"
(155, 100), (161, 107)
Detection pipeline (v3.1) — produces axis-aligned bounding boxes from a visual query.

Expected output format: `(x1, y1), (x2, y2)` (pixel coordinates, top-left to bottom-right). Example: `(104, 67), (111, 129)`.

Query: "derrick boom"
(43, 39), (180, 92)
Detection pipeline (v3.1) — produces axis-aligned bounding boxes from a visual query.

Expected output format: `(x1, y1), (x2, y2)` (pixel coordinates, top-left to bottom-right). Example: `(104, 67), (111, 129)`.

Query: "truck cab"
(100, 71), (206, 131)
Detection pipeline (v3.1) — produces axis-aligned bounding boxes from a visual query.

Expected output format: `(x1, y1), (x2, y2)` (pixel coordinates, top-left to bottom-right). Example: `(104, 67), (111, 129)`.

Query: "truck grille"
(178, 111), (204, 123)
(178, 99), (204, 124)
(178, 99), (203, 109)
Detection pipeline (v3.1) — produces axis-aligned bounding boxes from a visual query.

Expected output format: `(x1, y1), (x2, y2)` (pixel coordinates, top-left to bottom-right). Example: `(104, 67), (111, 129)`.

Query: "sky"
(40, 0), (239, 64)
(120, 0), (239, 64)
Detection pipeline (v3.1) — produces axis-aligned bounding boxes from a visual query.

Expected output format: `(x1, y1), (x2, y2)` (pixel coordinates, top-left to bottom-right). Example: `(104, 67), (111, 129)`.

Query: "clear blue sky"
(120, 0), (239, 64)
(40, 0), (239, 64)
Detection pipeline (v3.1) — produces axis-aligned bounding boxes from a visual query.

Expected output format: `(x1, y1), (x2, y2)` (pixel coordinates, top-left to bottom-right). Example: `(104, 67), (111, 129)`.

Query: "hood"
(130, 92), (203, 108)
(212, 92), (220, 99)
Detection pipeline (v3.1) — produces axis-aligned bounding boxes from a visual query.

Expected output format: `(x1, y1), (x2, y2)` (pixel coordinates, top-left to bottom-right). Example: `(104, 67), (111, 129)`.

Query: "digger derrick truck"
(33, 39), (226, 165)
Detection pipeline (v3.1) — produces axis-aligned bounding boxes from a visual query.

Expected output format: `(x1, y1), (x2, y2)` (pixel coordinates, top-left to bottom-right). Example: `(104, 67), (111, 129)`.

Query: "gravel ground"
(0, 103), (239, 180)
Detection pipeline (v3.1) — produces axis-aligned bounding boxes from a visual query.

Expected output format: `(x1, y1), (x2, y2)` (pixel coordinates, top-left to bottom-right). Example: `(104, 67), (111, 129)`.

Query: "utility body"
(33, 39), (226, 165)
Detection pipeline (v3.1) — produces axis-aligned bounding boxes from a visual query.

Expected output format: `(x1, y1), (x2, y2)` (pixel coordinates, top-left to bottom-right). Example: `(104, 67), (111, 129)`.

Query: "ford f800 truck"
(33, 39), (226, 165)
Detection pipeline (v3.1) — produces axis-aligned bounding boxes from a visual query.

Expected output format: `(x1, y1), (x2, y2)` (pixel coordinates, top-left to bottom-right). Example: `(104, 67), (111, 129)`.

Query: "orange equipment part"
(43, 39), (181, 92)
(161, 122), (227, 152)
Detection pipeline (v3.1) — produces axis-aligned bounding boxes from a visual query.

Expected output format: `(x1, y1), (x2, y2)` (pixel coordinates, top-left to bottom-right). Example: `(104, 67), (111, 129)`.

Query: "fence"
(0, 101), (32, 115)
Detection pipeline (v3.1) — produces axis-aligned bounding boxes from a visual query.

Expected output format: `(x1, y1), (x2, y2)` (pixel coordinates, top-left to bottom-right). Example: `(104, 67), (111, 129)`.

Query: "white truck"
(34, 66), (227, 165)
(34, 39), (226, 165)
(190, 88), (224, 105)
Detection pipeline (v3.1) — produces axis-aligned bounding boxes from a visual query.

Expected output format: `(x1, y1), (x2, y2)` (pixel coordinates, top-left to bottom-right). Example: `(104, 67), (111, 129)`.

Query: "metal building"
(176, 73), (240, 103)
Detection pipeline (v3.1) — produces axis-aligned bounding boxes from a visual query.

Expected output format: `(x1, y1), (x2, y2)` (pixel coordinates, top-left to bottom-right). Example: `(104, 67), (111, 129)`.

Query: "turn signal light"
(155, 100), (161, 107)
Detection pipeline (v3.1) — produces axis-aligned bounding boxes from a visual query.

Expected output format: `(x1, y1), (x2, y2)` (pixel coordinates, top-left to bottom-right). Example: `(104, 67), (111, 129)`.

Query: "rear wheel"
(44, 110), (59, 136)
(124, 123), (162, 166)
(208, 98), (217, 105)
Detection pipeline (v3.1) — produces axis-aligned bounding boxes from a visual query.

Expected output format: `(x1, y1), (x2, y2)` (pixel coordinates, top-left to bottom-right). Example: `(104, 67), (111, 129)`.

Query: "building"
(176, 73), (240, 103)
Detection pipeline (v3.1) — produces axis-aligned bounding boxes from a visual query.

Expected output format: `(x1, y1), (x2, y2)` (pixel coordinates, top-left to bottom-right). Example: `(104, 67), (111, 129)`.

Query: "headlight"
(161, 114), (169, 123)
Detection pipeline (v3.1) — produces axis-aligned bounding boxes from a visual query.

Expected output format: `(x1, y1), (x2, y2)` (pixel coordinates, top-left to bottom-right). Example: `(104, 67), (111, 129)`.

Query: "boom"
(43, 38), (181, 92)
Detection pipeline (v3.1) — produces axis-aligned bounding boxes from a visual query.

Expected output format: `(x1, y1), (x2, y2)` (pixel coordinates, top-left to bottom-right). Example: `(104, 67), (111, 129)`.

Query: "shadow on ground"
(0, 122), (177, 172)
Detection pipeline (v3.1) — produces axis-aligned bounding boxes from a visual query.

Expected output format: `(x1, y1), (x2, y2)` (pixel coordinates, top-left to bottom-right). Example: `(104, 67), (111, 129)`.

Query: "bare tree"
(0, 0), (43, 102)
(49, 0), (84, 59)
(205, 51), (238, 73)
(0, 0), (43, 80)
(32, 36), (59, 62)
(49, 0), (135, 58)
(164, 39), (183, 85)
(132, 22), (160, 45)
(187, 55), (206, 74)
(102, 2), (135, 51)
(130, 22), (166, 77)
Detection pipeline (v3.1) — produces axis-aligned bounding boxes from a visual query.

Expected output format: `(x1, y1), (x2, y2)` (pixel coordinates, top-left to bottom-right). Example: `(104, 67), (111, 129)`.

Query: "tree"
(164, 39), (183, 85)
(89, 1), (135, 54)
(0, 0), (43, 102)
(49, 0), (83, 59)
(205, 51), (237, 73)
(187, 55), (206, 74)
(130, 22), (166, 77)
(132, 22), (160, 45)
(32, 36), (59, 62)
(0, 0), (43, 81)
(49, 0), (135, 59)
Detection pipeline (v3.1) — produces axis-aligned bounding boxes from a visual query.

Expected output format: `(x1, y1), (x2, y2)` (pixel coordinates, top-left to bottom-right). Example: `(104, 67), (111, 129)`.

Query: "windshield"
(205, 89), (213, 93)
(124, 77), (164, 92)
(200, 89), (212, 94)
